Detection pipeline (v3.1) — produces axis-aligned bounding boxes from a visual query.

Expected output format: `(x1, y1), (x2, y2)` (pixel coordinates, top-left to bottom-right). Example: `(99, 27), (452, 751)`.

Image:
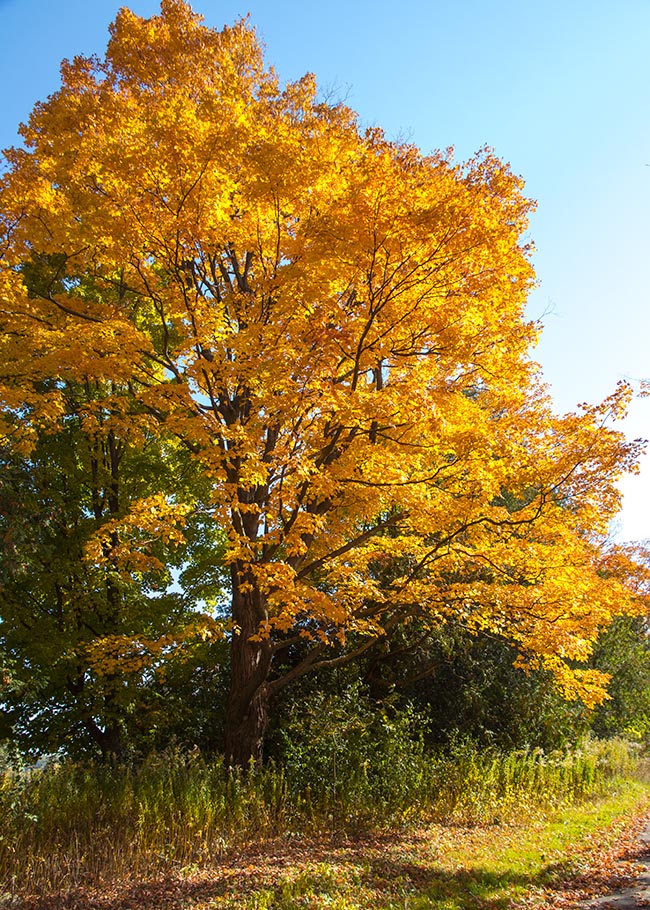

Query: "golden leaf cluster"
(1, 1), (648, 705)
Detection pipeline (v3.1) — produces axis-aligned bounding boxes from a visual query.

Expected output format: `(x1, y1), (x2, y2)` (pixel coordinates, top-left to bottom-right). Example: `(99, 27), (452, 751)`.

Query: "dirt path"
(576, 823), (650, 909)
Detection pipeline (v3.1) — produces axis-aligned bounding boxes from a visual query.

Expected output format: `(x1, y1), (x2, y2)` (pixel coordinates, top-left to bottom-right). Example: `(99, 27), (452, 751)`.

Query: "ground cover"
(4, 776), (649, 910)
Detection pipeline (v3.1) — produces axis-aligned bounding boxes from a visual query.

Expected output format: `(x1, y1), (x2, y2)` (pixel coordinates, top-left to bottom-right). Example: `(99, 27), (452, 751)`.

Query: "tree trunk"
(224, 567), (272, 767)
(224, 678), (270, 767)
(81, 716), (124, 763)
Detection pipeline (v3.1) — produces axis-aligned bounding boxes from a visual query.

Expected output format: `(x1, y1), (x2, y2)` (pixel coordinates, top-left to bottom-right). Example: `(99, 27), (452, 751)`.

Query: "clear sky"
(1, 0), (649, 540)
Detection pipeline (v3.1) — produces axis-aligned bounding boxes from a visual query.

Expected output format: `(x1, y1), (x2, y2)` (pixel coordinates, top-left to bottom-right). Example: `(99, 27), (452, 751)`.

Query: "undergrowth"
(0, 737), (639, 895)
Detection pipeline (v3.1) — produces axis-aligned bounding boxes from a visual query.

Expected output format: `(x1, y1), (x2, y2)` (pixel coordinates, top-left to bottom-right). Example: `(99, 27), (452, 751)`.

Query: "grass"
(153, 781), (650, 910)
(0, 738), (647, 907)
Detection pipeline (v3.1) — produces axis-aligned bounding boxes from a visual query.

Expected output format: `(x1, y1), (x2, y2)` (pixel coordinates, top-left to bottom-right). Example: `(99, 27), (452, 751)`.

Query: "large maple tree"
(1, 1), (647, 764)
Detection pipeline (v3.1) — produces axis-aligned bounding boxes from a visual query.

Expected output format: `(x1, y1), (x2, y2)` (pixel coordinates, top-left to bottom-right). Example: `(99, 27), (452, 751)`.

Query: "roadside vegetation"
(1, 734), (646, 906)
(4, 623), (650, 905)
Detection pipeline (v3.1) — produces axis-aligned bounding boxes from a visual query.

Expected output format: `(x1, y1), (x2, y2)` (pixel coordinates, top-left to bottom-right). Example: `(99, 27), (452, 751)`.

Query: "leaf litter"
(7, 804), (650, 910)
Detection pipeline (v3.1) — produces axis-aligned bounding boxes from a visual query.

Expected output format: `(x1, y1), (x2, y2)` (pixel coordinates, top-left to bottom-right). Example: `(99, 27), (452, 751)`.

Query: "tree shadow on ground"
(11, 827), (591, 910)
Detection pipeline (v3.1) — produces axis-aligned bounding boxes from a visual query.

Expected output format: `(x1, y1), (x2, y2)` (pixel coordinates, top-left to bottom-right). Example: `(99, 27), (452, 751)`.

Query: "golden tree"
(1, 1), (646, 764)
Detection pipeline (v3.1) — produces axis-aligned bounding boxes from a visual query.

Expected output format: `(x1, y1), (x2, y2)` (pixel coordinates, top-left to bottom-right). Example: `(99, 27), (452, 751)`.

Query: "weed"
(0, 737), (641, 895)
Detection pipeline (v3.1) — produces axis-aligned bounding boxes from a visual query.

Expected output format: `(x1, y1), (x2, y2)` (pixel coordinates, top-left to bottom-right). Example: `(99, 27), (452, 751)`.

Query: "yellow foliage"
(1, 1), (648, 708)
(84, 495), (191, 575)
(82, 615), (226, 677)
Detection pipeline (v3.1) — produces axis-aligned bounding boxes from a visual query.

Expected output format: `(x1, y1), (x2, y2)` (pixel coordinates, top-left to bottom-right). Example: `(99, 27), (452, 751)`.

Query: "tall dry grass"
(0, 737), (638, 894)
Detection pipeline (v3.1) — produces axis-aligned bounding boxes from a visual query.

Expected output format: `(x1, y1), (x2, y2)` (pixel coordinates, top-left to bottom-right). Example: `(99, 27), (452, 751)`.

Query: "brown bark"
(224, 566), (272, 767)
(66, 669), (125, 762)
(224, 679), (270, 767)
(81, 716), (124, 762)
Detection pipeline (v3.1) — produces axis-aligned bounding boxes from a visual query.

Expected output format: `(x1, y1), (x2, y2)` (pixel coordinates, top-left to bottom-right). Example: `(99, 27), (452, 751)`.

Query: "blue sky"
(1, 0), (649, 539)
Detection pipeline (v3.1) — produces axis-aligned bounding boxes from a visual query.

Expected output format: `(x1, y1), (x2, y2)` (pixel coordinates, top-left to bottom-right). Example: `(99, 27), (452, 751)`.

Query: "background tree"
(1, 0), (647, 764)
(589, 556), (650, 743)
(0, 374), (227, 760)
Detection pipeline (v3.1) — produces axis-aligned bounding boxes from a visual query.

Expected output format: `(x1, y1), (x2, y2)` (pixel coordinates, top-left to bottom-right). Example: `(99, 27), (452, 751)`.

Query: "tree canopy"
(1, 0), (648, 764)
